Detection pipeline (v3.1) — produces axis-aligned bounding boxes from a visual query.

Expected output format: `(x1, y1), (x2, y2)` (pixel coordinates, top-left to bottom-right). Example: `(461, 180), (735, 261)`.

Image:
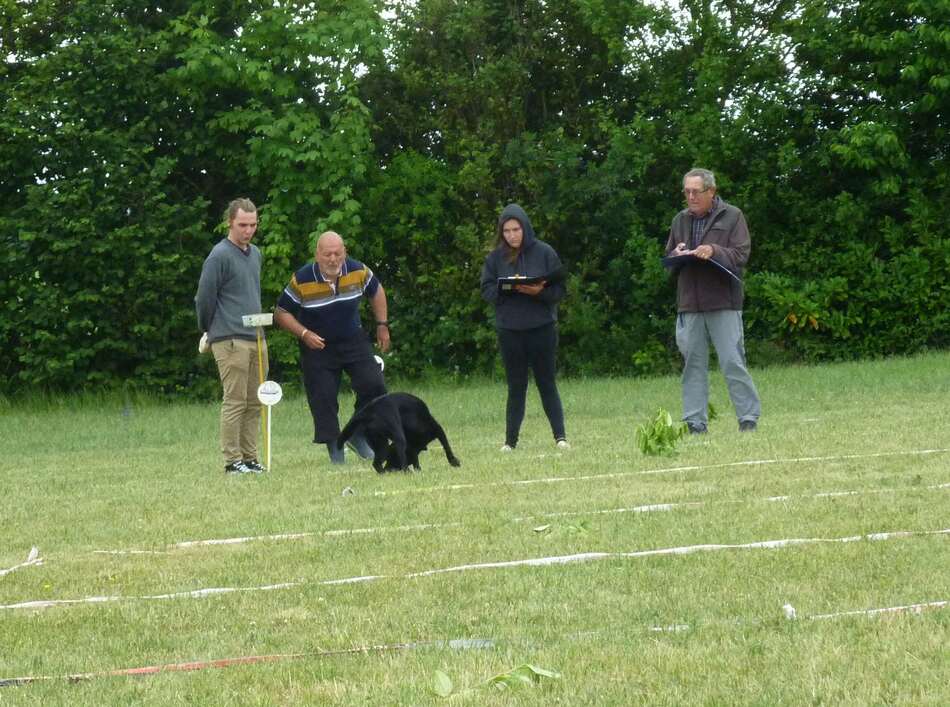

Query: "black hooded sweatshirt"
(480, 204), (565, 330)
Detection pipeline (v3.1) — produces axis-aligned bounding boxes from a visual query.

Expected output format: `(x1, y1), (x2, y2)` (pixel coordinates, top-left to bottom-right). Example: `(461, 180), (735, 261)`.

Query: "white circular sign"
(257, 380), (283, 406)
(374, 355), (385, 372)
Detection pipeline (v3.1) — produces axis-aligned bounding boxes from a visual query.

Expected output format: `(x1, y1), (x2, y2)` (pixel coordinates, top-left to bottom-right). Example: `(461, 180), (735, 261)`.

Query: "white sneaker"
(500, 444), (514, 452)
(556, 439), (571, 450)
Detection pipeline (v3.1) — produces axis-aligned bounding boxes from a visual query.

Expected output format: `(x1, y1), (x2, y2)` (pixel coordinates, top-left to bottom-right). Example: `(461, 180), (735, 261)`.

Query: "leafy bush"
(636, 409), (687, 456)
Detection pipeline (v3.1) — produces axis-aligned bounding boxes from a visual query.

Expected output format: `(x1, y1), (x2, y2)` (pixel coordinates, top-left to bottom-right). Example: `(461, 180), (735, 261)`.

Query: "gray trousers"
(675, 310), (760, 426)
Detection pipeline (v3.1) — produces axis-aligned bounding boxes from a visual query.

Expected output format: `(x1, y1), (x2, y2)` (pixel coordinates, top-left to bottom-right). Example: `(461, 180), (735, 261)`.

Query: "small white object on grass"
(341, 486), (356, 496)
(782, 603), (797, 620)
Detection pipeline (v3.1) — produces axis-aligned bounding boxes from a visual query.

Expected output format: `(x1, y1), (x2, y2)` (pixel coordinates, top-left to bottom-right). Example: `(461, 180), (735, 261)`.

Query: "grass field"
(2, 352), (949, 704)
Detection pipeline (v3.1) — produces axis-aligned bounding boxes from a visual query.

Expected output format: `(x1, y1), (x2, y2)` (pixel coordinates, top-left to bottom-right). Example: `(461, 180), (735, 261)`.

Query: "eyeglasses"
(683, 188), (710, 198)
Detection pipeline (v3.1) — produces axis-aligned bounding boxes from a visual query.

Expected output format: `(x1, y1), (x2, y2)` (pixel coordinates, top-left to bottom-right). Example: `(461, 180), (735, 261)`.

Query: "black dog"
(336, 393), (461, 473)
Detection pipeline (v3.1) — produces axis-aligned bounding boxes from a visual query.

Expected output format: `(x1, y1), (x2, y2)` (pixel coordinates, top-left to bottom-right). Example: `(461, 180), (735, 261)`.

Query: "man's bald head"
(317, 231), (344, 250)
(315, 231), (346, 279)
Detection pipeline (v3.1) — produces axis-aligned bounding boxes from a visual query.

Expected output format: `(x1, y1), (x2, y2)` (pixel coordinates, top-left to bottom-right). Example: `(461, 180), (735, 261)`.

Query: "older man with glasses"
(663, 168), (761, 434)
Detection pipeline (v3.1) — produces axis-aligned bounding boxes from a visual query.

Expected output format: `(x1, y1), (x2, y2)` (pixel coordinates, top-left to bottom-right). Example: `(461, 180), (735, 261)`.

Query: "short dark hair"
(226, 198), (257, 222)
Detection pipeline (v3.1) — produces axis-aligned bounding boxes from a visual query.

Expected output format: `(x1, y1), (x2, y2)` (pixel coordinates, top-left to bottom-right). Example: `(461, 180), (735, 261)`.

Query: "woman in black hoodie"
(480, 204), (569, 451)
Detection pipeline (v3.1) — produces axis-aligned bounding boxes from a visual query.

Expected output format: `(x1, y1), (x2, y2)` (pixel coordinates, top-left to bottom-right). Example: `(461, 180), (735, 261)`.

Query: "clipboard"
(498, 274), (545, 292)
(497, 266), (566, 293)
(661, 253), (741, 283)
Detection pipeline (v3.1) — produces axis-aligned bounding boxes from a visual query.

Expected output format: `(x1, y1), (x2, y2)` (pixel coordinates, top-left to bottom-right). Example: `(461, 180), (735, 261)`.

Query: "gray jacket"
(195, 238), (263, 343)
(664, 198), (750, 312)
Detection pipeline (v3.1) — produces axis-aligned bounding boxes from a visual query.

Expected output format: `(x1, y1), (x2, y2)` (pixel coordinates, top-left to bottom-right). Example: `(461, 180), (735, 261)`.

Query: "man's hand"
(376, 324), (391, 353)
(301, 329), (326, 350)
(693, 244), (714, 260)
(515, 281), (546, 296)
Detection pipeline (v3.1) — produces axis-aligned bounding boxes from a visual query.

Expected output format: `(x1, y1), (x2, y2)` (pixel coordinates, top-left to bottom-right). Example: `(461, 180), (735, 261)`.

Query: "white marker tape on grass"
(518, 482), (950, 522)
(0, 582), (300, 611)
(807, 600), (948, 620)
(174, 533), (313, 548)
(0, 638), (496, 687)
(405, 528), (950, 578)
(0, 548), (42, 578)
(374, 447), (950, 497)
(94, 484), (949, 555)
(95, 522), (463, 555)
(629, 599), (950, 634)
(4, 529), (947, 611)
(93, 533), (316, 553)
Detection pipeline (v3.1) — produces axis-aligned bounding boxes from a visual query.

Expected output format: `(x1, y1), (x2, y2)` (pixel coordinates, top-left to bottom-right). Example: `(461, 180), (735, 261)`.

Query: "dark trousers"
(300, 332), (387, 443)
(497, 323), (565, 446)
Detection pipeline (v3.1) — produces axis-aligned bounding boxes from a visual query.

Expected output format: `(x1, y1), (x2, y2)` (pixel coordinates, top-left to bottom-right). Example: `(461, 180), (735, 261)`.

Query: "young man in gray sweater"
(195, 198), (268, 474)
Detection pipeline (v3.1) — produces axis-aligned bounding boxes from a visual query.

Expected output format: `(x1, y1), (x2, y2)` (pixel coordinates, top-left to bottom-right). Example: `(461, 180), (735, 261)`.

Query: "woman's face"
(502, 219), (523, 249)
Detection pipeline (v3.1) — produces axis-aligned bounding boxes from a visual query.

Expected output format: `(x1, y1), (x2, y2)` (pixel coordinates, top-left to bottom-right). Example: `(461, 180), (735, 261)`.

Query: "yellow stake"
(257, 326), (267, 467)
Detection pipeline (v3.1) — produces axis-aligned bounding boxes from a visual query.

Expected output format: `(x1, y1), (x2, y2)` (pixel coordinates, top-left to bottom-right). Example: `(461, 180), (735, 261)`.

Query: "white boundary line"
(522, 482), (950, 522)
(6, 528), (947, 611)
(373, 447), (950, 497)
(807, 599), (949, 620)
(90, 481), (950, 555)
(0, 548), (42, 578)
(1, 582), (302, 611)
(4, 601), (945, 687)
(626, 598), (950, 633)
(93, 523), (464, 555)
(405, 528), (950, 577)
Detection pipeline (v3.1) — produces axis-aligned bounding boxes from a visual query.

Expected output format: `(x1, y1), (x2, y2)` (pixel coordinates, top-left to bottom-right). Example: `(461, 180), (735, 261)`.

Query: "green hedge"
(2, 0), (947, 395)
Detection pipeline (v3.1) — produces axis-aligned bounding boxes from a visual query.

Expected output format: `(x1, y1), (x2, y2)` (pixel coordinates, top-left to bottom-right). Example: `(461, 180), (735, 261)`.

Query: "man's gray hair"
(226, 198), (257, 222)
(683, 168), (716, 191)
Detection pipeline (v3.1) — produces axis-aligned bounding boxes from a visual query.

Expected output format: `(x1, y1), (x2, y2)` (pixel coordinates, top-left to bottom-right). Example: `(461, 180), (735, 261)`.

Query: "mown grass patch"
(2, 352), (949, 704)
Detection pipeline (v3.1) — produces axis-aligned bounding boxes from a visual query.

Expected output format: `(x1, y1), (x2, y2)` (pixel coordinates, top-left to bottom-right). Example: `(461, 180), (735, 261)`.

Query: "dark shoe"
(687, 423), (707, 435)
(225, 460), (253, 474)
(326, 443), (345, 465)
(243, 459), (265, 473)
(739, 420), (757, 432)
(346, 433), (375, 461)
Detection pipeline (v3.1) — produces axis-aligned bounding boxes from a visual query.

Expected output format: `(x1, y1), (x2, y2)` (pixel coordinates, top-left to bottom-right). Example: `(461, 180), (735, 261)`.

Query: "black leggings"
(497, 323), (565, 446)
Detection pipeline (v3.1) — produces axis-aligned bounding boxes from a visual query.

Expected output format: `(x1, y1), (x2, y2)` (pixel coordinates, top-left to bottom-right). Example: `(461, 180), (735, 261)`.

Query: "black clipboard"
(498, 266), (566, 293)
(661, 254), (741, 283)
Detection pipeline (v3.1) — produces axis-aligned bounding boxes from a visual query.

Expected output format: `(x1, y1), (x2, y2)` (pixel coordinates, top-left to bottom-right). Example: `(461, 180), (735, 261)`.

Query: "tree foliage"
(1, 0), (948, 393)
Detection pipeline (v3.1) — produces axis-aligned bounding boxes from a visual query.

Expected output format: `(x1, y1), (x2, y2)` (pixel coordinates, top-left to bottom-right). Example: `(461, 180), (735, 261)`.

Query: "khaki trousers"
(212, 338), (268, 464)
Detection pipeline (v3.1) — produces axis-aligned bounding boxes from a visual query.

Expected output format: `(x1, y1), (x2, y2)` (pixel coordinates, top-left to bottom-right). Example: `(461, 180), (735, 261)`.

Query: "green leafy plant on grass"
(532, 520), (590, 536)
(487, 664), (561, 691)
(433, 670), (454, 697)
(636, 408), (688, 456)
(432, 664), (561, 697)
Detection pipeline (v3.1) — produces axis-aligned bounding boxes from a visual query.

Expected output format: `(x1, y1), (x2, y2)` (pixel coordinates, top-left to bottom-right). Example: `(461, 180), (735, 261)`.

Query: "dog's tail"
(431, 419), (461, 467)
(336, 414), (363, 451)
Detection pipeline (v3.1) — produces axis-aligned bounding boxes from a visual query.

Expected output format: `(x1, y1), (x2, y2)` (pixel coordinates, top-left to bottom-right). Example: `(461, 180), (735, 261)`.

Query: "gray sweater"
(195, 238), (263, 343)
